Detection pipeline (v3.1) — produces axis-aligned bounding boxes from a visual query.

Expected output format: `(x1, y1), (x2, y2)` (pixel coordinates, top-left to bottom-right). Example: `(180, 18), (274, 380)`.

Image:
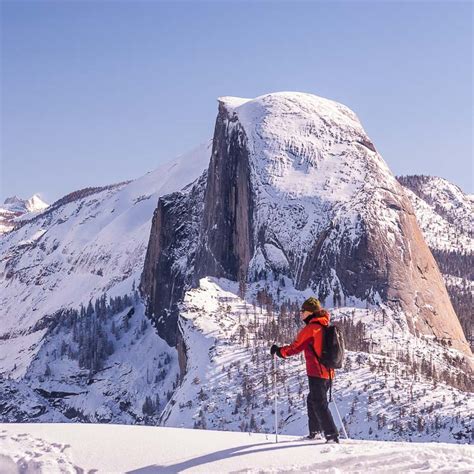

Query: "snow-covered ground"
(1, 423), (473, 473)
(163, 277), (473, 443)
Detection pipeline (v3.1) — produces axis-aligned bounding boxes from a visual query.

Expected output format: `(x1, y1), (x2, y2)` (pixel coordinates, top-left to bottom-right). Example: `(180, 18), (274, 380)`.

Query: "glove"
(270, 344), (283, 358)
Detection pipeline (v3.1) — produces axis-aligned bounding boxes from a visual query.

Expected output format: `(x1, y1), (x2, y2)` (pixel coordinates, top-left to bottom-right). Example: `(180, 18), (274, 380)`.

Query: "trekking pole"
(331, 397), (348, 439)
(273, 354), (278, 443)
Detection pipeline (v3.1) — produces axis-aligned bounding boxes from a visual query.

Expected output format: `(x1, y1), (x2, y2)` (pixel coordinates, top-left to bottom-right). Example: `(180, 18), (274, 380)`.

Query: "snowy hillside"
(1, 423), (473, 473)
(397, 175), (473, 253)
(162, 277), (472, 443)
(0, 141), (211, 378)
(0, 143), (211, 424)
(0, 299), (180, 425)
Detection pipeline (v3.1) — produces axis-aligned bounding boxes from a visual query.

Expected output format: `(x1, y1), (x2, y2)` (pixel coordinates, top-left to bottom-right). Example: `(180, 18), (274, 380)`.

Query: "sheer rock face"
(140, 103), (255, 347)
(397, 175), (473, 351)
(140, 173), (207, 346)
(141, 92), (471, 360)
(349, 188), (470, 355)
(391, 208), (465, 342)
(193, 101), (255, 284)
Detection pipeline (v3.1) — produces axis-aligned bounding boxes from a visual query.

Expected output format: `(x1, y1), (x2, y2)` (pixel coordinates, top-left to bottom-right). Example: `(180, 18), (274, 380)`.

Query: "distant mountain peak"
(2, 193), (48, 213)
(26, 194), (49, 212)
(0, 193), (49, 234)
(3, 195), (23, 206)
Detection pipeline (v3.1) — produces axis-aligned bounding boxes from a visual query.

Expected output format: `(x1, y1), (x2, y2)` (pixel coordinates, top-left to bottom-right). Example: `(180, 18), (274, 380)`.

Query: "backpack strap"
(308, 320), (325, 361)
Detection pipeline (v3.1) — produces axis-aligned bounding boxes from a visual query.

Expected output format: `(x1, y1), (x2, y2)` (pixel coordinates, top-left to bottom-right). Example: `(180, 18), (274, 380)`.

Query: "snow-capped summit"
(25, 193), (49, 213)
(217, 92), (378, 200)
(3, 193), (48, 214)
(0, 193), (49, 234)
(219, 91), (361, 128)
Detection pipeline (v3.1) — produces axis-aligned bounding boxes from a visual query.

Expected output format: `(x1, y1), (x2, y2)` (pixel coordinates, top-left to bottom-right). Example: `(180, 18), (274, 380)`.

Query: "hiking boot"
(325, 434), (339, 444)
(304, 431), (323, 440)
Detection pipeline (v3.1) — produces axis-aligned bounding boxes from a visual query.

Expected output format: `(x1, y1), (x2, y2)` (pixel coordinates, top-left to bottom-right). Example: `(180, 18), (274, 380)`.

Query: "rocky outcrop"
(294, 177), (470, 355)
(390, 205), (467, 343)
(193, 101), (255, 284)
(141, 102), (255, 348)
(140, 173), (207, 346)
(140, 92), (472, 362)
(398, 175), (474, 351)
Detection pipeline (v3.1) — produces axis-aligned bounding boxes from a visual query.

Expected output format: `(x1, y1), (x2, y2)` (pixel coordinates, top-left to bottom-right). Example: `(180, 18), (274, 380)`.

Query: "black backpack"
(312, 323), (345, 370)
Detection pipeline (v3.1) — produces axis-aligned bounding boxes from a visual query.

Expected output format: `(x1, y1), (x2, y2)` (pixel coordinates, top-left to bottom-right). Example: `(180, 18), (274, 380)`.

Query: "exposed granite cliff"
(141, 101), (255, 349)
(140, 172), (207, 346)
(193, 100), (255, 284)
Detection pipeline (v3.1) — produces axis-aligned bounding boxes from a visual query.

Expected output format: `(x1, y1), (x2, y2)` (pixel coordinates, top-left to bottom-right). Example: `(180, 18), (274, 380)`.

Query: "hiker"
(270, 297), (339, 443)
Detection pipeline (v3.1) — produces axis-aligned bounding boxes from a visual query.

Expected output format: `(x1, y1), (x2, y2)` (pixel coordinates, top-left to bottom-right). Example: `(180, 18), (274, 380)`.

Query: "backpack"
(312, 324), (345, 370)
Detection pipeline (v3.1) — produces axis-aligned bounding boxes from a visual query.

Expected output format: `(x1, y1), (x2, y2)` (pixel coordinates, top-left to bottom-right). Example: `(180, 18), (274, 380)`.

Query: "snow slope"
(0, 141), (211, 379)
(162, 277), (472, 443)
(398, 176), (473, 253)
(1, 423), (472, 473)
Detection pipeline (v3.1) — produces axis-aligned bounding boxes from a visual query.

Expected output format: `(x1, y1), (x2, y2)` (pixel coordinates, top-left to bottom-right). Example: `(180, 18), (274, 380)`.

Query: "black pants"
(306, 376), (338, 438)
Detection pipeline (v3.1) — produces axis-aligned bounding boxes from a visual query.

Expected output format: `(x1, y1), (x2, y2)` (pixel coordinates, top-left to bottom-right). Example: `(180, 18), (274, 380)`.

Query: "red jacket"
(279, 310), (334, 379)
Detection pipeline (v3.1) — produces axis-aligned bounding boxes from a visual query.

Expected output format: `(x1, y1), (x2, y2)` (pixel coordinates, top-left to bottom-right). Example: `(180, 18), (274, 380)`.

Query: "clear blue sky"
(1, 1), (472, 204)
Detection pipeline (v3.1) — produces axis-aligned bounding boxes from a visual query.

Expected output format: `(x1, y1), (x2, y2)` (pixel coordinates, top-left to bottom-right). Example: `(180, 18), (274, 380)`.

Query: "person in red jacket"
(270, 297), (339, 443)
